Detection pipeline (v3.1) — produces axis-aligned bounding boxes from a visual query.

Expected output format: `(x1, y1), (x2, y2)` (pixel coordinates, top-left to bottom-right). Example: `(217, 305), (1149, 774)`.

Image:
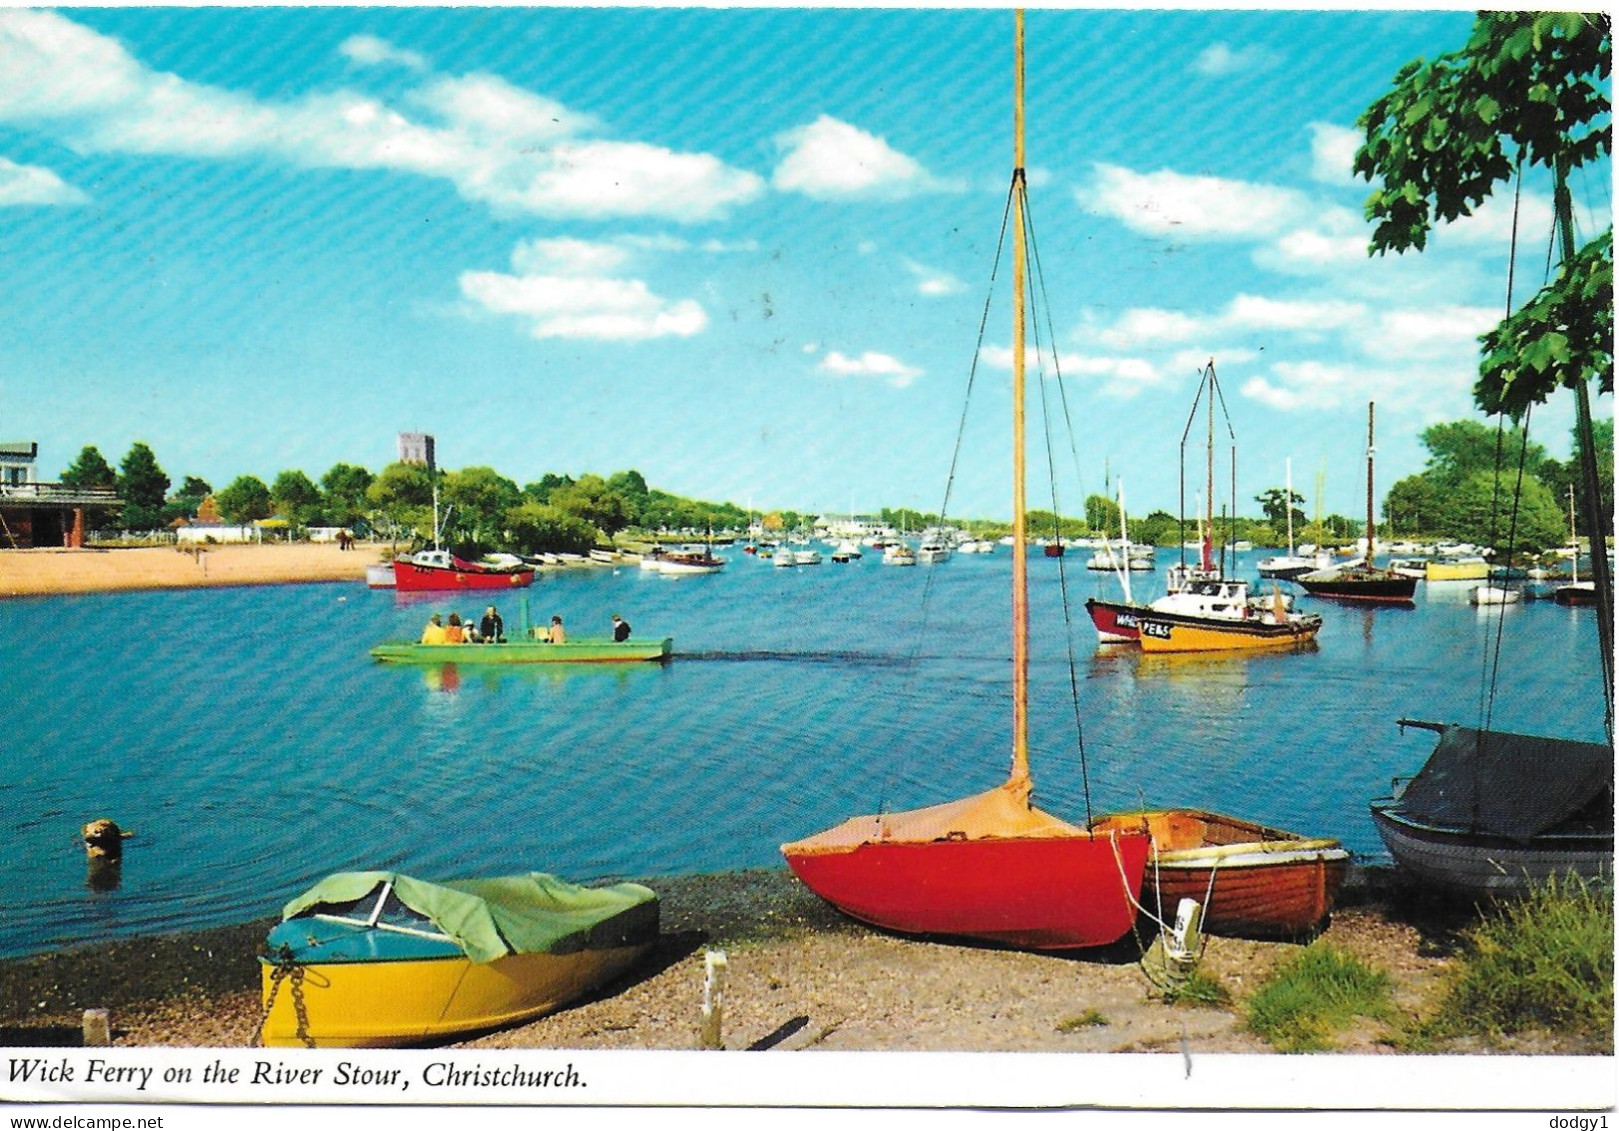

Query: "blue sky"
(0, 6), (1610, 523)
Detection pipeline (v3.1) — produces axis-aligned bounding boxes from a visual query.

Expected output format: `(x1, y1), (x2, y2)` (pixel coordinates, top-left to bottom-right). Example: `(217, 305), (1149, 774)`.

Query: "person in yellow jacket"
(420, 613), (448, 644)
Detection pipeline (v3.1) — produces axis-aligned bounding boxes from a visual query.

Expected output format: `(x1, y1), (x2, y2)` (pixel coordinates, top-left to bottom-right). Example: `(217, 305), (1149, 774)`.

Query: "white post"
(700, 949), (728, 1050)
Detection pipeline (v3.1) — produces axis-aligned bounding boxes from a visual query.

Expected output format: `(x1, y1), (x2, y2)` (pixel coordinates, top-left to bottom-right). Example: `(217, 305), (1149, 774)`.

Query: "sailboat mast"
(1204, 362), (1216, 573)
(1009, 8), (1030, 786)
(1365, 402), (1376, 565)
(1286, 458), (1295, 556)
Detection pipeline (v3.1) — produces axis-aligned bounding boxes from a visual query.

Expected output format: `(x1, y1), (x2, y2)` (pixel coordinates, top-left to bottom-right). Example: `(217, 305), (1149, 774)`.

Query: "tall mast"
(1365, 402), (1376, 566)
(1009, 8), (1030, 787)
(1204, 361), (1215, 573)
(1285, 458), (1295, 556)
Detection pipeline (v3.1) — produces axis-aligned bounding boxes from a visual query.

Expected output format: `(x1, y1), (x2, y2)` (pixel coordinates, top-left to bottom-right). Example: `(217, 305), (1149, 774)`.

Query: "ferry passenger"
(547, 615), (566, 644)
(481, 606), (505, 643)
(445, 613), (466, 644)
(611, 615), (631, 642)
(420, 614), (447, 645)
(463, 613), (481, 643)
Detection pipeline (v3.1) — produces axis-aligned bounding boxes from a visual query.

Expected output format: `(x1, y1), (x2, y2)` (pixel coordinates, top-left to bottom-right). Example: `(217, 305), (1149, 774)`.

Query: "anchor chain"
(254, 944), (316, 1048)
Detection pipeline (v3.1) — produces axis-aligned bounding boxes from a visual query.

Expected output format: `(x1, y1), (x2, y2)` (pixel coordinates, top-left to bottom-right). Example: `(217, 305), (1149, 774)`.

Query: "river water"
(1, 549), (1605, 958)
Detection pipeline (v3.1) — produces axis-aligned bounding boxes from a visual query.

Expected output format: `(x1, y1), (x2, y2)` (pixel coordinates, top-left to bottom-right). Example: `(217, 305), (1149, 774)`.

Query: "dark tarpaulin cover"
(1395, 722), (1614, 842)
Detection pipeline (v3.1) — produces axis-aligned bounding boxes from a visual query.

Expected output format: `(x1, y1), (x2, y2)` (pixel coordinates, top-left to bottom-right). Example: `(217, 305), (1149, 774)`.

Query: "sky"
(0, 5), (1611, 523)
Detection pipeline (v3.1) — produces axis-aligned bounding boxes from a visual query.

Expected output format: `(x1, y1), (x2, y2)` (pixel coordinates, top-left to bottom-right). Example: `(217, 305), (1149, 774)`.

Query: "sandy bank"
(0, 542), (383, 598)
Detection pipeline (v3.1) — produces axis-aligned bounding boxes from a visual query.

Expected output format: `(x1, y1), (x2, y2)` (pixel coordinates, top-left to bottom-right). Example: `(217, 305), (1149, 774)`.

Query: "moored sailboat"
(1297, 403), (1418, 604)
(782, 13), (1150, 949)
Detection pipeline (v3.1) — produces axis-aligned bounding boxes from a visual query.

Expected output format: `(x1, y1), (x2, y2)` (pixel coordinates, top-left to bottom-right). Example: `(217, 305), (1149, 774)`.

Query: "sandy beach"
(0, 542), (383, 598)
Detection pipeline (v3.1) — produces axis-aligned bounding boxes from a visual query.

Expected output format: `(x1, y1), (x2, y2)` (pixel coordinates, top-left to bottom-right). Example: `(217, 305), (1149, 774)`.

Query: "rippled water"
(0, 550), (1605, 958)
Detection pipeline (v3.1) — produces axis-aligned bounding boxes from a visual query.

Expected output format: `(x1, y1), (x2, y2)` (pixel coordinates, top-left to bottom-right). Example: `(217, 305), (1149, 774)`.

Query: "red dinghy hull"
(1084, 598), (1144, 643)
(783, 832), (1150, 950)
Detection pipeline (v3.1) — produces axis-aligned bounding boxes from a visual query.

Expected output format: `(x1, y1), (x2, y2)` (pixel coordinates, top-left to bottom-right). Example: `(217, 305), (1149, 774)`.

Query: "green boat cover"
(280, 871), (659, 964)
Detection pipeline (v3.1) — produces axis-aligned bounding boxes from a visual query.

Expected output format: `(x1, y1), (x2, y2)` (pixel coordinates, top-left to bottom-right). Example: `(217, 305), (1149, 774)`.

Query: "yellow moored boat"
(259, 871), (658, 1048)
(1424, 557), (1489, 582)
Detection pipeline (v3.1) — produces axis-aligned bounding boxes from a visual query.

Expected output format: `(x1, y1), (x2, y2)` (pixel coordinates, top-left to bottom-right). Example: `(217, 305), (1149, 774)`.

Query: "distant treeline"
(55, 414), (1610, 556)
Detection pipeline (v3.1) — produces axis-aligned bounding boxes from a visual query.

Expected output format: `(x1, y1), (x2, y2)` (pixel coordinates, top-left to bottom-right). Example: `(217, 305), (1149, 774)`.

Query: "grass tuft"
(1425, 875), (1613, 1049)
(1245, 941), (1393, 1052)
(1056, 1008), (1109, 1032)
(1162, 969), (1231, 1008)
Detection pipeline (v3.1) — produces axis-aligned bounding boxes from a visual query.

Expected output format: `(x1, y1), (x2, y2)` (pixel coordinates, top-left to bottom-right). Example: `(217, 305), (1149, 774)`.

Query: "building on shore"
(0, 442), (121, 549)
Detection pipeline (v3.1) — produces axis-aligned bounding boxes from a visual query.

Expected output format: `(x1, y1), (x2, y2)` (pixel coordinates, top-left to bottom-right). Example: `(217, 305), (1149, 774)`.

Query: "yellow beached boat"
(259, 871), (658, 1048)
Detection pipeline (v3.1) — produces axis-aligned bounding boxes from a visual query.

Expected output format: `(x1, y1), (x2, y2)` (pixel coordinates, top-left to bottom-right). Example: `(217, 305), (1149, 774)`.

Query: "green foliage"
(320, 463), (374, 527)
(442, 466), (522, 548)
(1254, 486), (1305, 533)
(270, 469), (323, 526)
(117, 442), (170, 531)
(215, 475), (272, 524)
(1245, 942), (1394, 1052)
(160, 475), (212, 524)
(505, 502), (598, 556)
(1055, 1009), (1109, 1032)
(59, 445), (116, 489)
(1356, 12), (1612, 416)
(1427, 877), (1613, 1048)
(1384, 419), (1569, 548)
(367, 462), (435, 541)
(522, 473), (574, 505)
(1085, 493), (1121, 534)
(548, 473), (631, 536)
(1162, 970), (1232, 1009)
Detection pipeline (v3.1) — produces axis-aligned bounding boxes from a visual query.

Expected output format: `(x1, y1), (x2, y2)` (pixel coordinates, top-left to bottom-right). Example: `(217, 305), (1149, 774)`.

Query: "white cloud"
(510, 237), (630, 277)
(1363, 305), (1497, 361)
(461, 237), (707, 342)
(903, 259), (965, 297)
(1224, 294), (1368, 334)
(819, 349), (922, 388)
(1308, 122), (1362, 185)
(1192, 43), (1276, 78)
(0, 10), (764, 223)
(0, 155), (86, 205)
(1082, 163), (1311, 239)
(773, 115), (948, 201)
(1255, 226), (1372, 275)
(339, 34), (427, 72)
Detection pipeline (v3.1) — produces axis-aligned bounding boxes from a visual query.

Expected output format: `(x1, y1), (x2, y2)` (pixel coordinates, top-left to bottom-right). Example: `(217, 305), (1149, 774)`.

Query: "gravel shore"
(0, 866), (1587, 1056)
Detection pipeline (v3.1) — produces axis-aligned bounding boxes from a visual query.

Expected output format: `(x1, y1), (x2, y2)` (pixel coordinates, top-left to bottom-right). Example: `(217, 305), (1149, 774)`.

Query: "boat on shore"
(1087, 809), (1349, 937)
(365, 562), (396, 588)
(1370, 720), (1612, 901)
(259, 871), (659, 1048)
(782, 14), (1151, 951)
(391, 549), (534, 592)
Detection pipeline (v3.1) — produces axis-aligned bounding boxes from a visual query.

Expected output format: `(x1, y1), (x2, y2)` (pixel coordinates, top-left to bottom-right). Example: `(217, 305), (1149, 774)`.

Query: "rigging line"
(1477, 151), (1530, 735)
(1021, 180), (1097, 821)
(1176, 367), (1209, 570)
(1485, 408), (1536, 741)
(879, 174), (1018, 808)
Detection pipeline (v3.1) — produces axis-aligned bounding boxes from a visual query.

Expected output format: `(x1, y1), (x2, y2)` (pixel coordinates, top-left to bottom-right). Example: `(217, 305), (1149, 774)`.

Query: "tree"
(1254, 487), (1305, 534)
(1134, 510), (1178, 547)
(59, 445), (118, 530)
(442, 466), (522, 549)
(548, 474), (631, 537)
(606, 469), (650, 526)
(270, 470), (324, 527)
(1384, 474), (1441, 538)
(1357, 11), (1611, 429)
(215, 475), (272, 524)
(522, 473), (575, 505)
(59, 446), (116, 489)
(367, 462), (435, 542)
(320, 463), (374, 527)
(117, 442), (169, 531)
(1417, 420), (1549, 487)
(160, 475), (213, 525)
(1085, 493), (1120, 534)
(505, 502), (599, 556)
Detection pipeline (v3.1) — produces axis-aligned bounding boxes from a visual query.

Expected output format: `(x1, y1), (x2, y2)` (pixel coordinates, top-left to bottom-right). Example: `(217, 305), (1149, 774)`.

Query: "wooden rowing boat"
(1088, 809), (1349, 937)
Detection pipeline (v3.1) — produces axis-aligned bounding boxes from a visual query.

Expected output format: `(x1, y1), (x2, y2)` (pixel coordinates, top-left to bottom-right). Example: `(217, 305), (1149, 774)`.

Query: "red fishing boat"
(782, 14), (1151, 950)
(391, 549), (534, 592)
